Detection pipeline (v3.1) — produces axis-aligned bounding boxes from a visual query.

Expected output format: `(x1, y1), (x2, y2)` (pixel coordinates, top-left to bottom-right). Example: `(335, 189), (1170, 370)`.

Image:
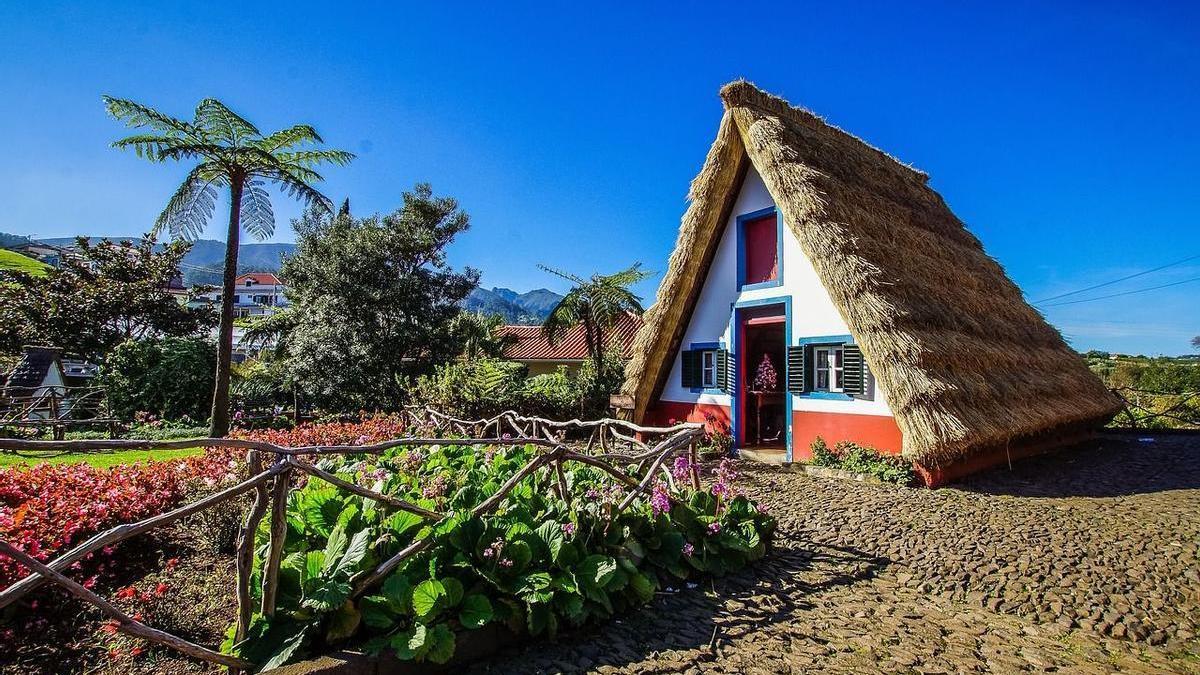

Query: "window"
(813, 346), (844, 392)
(737, 207), (781, 289)
(701, 350), (716, 388)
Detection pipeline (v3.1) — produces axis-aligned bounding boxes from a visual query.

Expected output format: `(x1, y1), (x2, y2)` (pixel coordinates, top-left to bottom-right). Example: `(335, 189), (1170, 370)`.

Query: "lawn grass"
(0, 249), (51, 277)
(0, 446), (203, 469)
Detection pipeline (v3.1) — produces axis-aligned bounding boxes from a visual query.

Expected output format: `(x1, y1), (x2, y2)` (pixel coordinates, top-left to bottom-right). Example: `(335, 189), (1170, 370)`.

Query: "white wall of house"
(660, 165), (892, 417)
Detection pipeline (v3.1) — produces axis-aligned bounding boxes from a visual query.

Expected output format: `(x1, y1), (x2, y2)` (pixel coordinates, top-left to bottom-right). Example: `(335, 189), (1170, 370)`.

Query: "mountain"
(37, 237), (296, 286)
(464, 287), (563, 324)
(0, 232), (31, 248)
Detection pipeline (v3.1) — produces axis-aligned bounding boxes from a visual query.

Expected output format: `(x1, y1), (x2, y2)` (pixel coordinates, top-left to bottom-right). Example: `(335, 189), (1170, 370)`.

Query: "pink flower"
(683, 542), (695, 557)
(561, 522), (576, 536)
(671, 456), (694, 485)
(650, 481), (671, 517)
(707, 522), (722, 536)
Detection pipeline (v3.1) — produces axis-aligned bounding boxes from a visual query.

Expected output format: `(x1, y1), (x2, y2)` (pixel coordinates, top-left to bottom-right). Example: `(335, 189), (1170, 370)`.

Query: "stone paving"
(470, 432), (1200, 673)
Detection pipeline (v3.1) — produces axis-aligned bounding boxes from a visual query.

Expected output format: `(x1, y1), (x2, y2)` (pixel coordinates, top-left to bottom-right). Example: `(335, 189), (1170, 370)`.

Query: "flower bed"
(809, 437), (914, 485)
(227, 446), (775, 670)
(0, 449), (242, 591)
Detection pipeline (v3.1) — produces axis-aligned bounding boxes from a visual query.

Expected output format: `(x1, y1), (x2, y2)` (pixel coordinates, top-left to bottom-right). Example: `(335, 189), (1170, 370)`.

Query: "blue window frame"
(795, 334), (855, 400)
(736, 206), (784, 291)
(688, 341), (724, 394)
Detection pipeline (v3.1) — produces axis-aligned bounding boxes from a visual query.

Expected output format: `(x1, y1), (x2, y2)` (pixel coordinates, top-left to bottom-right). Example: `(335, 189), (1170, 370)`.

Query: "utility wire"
(1038, 275), (1200, 308)
(1031, 253), (1200, 304)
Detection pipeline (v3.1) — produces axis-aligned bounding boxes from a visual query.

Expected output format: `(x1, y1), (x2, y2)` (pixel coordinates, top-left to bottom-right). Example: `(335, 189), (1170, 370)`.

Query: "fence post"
(236, 450), (270, 643)
(261, 460), (290, 616)
(689, 439), (701, 491)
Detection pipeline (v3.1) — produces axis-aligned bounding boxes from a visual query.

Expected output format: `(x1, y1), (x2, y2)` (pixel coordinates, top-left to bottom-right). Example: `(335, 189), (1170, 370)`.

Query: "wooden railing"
(0, 411), (705, 672)
(1110, 387), (1200, 430)
(0, 386), (115, 439)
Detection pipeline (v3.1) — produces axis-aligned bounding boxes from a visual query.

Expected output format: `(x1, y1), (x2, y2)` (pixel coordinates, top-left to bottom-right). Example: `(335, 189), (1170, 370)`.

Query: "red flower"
(154, 583), (168, 596)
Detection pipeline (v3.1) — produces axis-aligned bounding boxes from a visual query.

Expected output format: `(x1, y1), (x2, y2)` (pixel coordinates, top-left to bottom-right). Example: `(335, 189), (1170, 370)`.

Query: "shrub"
(226, 447), (775, 669)
(519, 369), (580, 419)
(100, 337), (216, 423)
(412, 358), (527, 420)
(0, 449), (242, 591)
(807, 437), (913, 485)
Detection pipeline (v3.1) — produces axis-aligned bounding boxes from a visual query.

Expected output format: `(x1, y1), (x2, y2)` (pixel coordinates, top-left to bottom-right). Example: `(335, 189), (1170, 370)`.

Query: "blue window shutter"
(786, 345), (807, 393)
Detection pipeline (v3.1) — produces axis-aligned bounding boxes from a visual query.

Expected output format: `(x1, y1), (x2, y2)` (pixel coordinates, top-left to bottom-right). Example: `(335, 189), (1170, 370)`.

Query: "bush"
(519, 369), (580, 419)
(100, 337), (216, 423)
(227, 447), (775, 669)
(808, 437), (913, 485)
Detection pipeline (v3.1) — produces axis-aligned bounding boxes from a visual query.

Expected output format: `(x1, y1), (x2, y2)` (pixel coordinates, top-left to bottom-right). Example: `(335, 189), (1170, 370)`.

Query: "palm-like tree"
(452, 311), (518, 360)
(105, 96), (353, 436)
(539, 263), (651, 373)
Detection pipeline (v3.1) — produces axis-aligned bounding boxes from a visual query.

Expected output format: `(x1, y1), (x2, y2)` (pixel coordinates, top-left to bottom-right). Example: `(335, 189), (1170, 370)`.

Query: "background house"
(198, 272), (288, 318)
(498, 312), (643, 375)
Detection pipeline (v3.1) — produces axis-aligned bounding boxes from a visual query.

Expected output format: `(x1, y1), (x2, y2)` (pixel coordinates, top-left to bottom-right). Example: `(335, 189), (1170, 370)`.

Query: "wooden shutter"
(680, 350), (697, 388)
(716, 349), (731, 393)
(842, 344), (867, 396)
(786, 345), (807, 393)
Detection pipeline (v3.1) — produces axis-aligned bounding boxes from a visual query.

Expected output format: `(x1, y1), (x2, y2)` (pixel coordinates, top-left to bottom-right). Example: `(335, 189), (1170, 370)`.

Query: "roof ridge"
(719, 79), (929, 182)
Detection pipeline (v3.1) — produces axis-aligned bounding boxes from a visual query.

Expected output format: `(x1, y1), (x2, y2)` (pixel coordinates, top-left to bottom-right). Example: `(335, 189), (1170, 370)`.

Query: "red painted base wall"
(790, 411), (903, 461)
(643, 401), (903, 461)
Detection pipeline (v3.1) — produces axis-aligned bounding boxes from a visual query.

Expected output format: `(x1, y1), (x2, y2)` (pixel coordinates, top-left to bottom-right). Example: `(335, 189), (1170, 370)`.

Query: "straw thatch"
(623, 80), (1121, 469)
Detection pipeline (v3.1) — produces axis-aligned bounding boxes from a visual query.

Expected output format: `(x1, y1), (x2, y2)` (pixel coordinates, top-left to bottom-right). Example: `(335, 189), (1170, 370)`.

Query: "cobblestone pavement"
(471, 432), (1200, 673)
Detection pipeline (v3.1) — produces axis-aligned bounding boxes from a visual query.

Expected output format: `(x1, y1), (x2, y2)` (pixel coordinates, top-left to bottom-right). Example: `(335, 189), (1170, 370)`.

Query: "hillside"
(37, 237), (296, 286)
(464, 287), (563, 324)
(0, 249), (50, 278)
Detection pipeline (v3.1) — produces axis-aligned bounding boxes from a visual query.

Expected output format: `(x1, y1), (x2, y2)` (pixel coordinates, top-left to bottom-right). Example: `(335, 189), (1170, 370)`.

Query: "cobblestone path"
(472, 432), (1200, 673)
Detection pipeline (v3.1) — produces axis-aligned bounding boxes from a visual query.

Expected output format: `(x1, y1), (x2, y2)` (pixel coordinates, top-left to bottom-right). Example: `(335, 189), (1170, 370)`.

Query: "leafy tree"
(104, 96), (353, 437)
(100, 337), (216, 422)
(451, 312), (517, 359)
(539, 263), (650, 373)
(0, 237), (213, 361)
(1192, 335), (1200, 351)
(269, 185), (479, 411)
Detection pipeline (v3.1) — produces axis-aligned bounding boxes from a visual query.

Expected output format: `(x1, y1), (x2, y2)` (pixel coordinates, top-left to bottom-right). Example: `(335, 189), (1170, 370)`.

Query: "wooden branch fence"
(0, 409), (705, 672)
(1110, 387), (1200, 430)
(0, 386), (117, 439)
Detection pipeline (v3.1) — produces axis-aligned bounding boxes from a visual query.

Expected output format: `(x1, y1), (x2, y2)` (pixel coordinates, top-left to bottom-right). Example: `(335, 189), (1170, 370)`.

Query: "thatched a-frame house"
(622, 81), (1120, 485)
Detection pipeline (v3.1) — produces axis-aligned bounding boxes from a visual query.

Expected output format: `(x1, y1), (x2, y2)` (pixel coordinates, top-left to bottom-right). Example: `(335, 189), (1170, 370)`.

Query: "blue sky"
(1, 1), (1196, 355)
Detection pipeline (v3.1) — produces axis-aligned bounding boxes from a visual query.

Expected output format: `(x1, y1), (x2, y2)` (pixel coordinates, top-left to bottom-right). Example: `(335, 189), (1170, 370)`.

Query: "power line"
(1039, 275), (1200, 308)
(1031, 253), (1200, 304)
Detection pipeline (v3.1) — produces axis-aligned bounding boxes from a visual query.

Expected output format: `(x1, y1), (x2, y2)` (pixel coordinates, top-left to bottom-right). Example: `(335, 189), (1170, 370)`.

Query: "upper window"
(737, 207), (781, 289)
(813, 346), (844, 393)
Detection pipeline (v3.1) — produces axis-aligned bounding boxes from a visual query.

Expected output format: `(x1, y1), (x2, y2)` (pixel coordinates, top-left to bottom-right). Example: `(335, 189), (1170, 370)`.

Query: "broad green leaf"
(579, 555), (618, 589)
(458, 594), (493, 629)
(526, 602), (552, 636)
(303, 551), (326, 585)
(391, 624), (427, 661)
(322, 524), (348, 572)
(303, 579), (351, 611)
(411, 579), (446, 621)
(505, 540), (532, 572)
(260, 625), (310, 671)
(382, 573), (412, 613)
(325, 600), (361, 642)
(426, 623), (456, 664)
(441, 577), (464, 607)
(535, 520), (565, 562)
(334, 528), (372, 576)
(360, 595), (395, 630)
(385, 511), (426, 538)
(629, 571), (655, 603)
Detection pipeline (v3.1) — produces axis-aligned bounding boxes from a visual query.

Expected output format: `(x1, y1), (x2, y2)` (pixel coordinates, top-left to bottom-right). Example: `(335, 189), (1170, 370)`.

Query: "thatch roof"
(623, 80), (1120, 469)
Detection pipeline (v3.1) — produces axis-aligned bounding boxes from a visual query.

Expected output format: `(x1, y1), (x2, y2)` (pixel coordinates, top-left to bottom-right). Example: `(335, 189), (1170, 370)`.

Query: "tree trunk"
(209, 173), (245, 437)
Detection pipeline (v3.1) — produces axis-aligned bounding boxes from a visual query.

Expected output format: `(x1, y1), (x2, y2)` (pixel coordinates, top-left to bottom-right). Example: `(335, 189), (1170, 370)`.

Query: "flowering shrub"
(0, 415), (410, 592)
(227, 444), (775, 670)
(809, 436), (914, 485)
(0, 450), (241, 591)
(752, 355), (778, 392)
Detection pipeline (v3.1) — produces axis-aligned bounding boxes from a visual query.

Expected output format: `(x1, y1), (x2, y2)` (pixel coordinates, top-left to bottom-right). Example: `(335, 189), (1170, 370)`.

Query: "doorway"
(737, 304), (787, 452)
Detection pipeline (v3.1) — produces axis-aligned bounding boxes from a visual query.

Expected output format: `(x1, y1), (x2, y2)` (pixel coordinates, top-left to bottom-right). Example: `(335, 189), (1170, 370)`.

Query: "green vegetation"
(539, 263), (650, 374)
(105, 95), (353, 437)
(227, 443), (773, 669)
(1085, 351), (1200, 429)
(252, 187), (478, 413)
(101, 337), (216, 422)
(810, 437), (914, 485)
(0, 249), (50, 278)
(0, 446), (202, 469)
(0, 237), (212, 360)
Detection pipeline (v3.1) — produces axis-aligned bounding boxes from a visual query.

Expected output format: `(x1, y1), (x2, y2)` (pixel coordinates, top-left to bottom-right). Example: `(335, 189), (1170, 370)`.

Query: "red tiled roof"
(237, 272), (282, 285)
(500, 312), (643, 361)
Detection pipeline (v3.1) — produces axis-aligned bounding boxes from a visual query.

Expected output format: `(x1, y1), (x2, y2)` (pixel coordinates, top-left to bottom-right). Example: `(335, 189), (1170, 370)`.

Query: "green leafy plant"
(808, 436), (913, 484)
(225, 444), (774, 669)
